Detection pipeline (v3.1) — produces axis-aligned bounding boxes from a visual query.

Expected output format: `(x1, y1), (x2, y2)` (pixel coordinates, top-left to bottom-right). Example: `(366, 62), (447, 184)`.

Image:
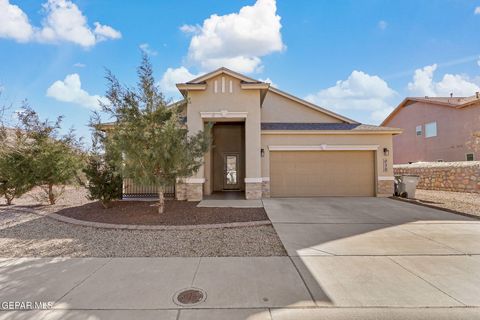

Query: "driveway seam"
(190, 257), (202, 286)
(280, 239), (334, 256)
(287, 256), (317, 306)
(400, 227), (466, 255)
(53, 257), (113, 307)
(388, 256), (466, 306)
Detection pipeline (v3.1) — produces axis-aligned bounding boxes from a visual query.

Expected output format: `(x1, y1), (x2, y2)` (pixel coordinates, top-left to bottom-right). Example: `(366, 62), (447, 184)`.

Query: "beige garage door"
(270, 151), (375, 197)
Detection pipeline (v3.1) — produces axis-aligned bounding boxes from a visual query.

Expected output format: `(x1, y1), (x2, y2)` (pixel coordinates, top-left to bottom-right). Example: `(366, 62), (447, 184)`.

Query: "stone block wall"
(186, 183), (203, 201)
(394, 162), (480, 193)
(175, 182), (187, 200)
(377, 180), (394, 196)
(245, 182), (262, 199)
(261, 180), (270, 198)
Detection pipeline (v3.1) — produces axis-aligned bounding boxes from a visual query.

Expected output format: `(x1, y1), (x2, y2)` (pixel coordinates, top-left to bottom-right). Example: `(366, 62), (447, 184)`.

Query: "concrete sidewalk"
(1, 256), (480, 319)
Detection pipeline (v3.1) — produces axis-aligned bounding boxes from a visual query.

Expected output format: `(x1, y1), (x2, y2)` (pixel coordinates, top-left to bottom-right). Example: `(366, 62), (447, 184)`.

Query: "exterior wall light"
(383, 147), (389, 156)
(261, 148), (265, 157)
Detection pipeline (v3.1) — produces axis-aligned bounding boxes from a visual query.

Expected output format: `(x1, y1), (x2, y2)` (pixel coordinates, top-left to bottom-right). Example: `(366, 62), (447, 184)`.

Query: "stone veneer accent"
(245, 182), (262, 200)
(186, 183), (203, 201)
(261, 180), (270, 198)
(394, 161), (480, 193)
(175, 182), (187, 200)
(377, 180), (394, 196)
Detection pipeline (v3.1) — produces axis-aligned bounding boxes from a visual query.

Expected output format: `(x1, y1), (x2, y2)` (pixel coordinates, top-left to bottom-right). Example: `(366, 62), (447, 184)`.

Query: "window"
(466, 153), (474, 161)
(416, 125), (422, 136)
(425, 122), (437, 138)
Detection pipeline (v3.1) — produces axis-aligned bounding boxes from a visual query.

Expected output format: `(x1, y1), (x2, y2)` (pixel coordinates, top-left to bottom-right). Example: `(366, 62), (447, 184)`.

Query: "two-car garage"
(269, 150), (376, 197)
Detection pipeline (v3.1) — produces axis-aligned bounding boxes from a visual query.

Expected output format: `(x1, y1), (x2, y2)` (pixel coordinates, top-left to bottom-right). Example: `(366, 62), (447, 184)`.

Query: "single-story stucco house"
(123, 67), (402, 200)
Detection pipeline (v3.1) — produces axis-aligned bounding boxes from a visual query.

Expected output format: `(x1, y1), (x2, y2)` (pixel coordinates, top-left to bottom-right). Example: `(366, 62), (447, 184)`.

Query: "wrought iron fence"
(122, 178), (175, 199)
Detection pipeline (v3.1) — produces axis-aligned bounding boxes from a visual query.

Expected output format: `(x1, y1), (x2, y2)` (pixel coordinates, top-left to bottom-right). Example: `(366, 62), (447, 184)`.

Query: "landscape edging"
(3, 207), (272, 230)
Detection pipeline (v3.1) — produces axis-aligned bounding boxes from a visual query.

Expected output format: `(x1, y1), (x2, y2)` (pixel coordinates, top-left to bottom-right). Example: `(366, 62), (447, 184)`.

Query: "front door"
(224, 153), (240, 190)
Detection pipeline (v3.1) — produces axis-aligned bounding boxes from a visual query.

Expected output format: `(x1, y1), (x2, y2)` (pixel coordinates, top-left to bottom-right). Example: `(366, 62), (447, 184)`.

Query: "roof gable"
(178, 67), (358, 124)
(382, 96), (480, 126)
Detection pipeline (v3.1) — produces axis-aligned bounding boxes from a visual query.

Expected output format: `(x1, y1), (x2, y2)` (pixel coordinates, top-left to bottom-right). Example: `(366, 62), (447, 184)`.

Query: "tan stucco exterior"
(176, 67), (398, 200)
(262, 90), (343, 123)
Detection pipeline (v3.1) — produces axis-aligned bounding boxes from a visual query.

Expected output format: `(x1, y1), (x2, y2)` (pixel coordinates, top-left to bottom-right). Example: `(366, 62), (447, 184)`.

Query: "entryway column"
(244, 112), (262, 199)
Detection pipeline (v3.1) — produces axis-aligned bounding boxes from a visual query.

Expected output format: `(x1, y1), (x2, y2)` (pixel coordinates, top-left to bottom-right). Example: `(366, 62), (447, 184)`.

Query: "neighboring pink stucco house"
(382, 96), (480, 164)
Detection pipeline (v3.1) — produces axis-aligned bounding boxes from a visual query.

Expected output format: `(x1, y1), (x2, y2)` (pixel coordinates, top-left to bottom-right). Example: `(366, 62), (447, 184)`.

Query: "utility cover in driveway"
(173, 287), (206, 306)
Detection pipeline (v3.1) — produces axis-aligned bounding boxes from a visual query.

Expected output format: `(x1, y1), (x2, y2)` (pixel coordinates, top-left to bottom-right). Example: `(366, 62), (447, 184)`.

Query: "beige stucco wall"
(186, 74), (262, 183)
(262, 91), (343, 123)
(183, 70), (395, 198)
(261, 133), (395, 196)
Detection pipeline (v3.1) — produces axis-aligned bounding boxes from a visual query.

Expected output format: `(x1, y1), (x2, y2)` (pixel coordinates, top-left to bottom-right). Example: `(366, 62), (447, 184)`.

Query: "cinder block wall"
(394, 162), (480, 193)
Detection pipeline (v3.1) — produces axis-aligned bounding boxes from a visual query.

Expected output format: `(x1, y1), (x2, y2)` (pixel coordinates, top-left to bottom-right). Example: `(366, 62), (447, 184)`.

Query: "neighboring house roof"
(261, 122), (402, 134)
(178, 67), (358, 124)
(381, 95), (480, 126)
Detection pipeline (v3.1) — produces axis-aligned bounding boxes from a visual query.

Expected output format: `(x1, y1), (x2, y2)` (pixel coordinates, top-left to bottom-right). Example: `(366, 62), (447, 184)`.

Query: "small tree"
(0, 142), (34, 205)
(0, 103), (35, 205)
(16, 106), (83, 205)
(101, 55), (210, 213)
(82, 114), (123, 208)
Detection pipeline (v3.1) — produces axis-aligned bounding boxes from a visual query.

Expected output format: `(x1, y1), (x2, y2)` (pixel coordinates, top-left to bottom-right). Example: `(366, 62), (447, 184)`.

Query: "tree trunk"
(5, 195), (13, 206)
(48, 184), (55, 205)
(158, 186), (165, 214)
(101, 199), (112, 209)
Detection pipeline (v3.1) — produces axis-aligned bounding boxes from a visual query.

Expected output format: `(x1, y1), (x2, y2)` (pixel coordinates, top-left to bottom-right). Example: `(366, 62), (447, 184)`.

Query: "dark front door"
(223, 153), (240, 190)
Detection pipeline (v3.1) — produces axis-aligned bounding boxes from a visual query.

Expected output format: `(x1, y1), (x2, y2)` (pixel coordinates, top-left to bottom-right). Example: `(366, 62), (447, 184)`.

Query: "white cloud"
(139, 43), (157, 56)
(0, 0), (120, 47)
(73, 62), (85, 68)
(179, 24), (200, 33)
(305, 70), (397, 123)
(46, 73), (108, 109)
(93, 22), (121, 41)
(407, 64), (480, 96)
(159, 67), (200, 93)
(378, 20), (387, 30)
(259, 77), (277, 88)
(0, 0), (34, 42)
(37, 0), (121, 47)
(181, 0), (285, 73)
(475, 6), (480, 14)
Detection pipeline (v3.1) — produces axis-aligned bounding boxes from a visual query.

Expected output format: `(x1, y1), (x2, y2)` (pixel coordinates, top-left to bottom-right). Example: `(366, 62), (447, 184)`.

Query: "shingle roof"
(381, 95), (480, 126)
(260, 123), (401, 132)
(407, 96), (478, 106)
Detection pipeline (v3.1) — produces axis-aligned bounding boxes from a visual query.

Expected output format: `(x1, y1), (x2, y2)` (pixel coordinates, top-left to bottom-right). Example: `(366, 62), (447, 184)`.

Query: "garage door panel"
(270, 151), (375, 197)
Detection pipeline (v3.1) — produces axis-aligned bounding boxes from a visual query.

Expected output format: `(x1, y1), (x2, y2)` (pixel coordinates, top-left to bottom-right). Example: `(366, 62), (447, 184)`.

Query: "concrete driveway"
(263, 197), (480, 311)
(1, 197), (480, 319)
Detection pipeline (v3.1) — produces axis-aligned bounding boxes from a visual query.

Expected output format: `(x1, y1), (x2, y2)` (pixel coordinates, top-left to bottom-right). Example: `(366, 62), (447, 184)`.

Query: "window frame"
(415, 125), (422, 136)
(425, 122), (437, 138)
(466, 153), (475, 161)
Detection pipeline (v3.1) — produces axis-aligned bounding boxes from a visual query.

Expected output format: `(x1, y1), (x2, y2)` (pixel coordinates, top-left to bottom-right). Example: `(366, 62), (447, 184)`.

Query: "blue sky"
(1, 0), (480, 142)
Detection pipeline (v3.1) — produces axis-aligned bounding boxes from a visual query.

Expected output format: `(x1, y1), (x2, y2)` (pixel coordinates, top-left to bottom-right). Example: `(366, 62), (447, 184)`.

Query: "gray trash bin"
(395, 174), (420, 199)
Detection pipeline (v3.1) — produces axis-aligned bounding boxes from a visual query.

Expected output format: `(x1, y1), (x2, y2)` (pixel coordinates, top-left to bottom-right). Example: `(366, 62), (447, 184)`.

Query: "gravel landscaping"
(0, 187), (286, 257)
(401, 189), (480, 217)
